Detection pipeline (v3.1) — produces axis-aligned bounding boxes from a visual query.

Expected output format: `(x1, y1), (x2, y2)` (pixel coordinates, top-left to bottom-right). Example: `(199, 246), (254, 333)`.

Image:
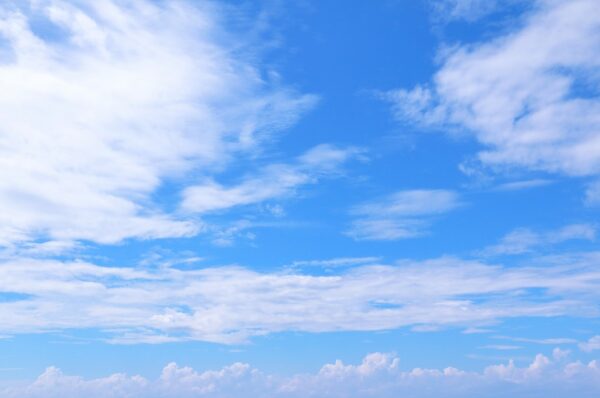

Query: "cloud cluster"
(1, 252), (600, 343)
(0, 0), (313, 248)
(2, 351), (599, 397)
(346, 190), (460, 240)
(389, 0), (600, 177)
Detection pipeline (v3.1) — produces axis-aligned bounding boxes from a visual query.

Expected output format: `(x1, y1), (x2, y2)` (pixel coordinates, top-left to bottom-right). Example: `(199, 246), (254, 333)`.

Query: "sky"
(0, 0), (599, 396)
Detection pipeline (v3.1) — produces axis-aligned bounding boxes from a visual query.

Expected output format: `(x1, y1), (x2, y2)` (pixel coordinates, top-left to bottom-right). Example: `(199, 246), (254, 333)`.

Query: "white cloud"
(389, 0), (600, 177)
(580, 336), (600, 352)
(2, 351), (600, 397)
(290, 256), (381, 268)
(481, 345), (522, 351)
(585, 180), (600, 206)
(346, 190), (461, 240)
(0, 0), (313, 247)
(181, 145), (360, 213)
(480, 224), (596, 256)
(429, 0), (508, 22)
(495, 336), (578, 346)
(494, 179), (552, 191)
(1, 252), (600, 343)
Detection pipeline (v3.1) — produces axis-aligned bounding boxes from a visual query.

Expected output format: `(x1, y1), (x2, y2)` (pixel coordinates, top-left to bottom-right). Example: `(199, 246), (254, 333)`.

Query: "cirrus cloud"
(1, 251), (600, 344)
(388, 0), (600, 177)
(0, 0), (314, 247)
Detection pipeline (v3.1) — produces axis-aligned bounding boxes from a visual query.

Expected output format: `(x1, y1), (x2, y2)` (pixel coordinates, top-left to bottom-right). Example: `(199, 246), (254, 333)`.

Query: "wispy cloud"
(1, 252), (600, 343)
(494, 336), (578, 346)
(480, 224), (596, 256)
(387, 0), (600, 177)
(290, 257), (381, 268)
(494, 179), (553, 191)
(429, 0), (522, 22)
(580, 336), (600, 352)
(346, 190), (461, 240)
(480, 345), (522, 351)
(584, 180), (600, 206)
(0, 0), (313, 247)
(181, 145), (362, 214)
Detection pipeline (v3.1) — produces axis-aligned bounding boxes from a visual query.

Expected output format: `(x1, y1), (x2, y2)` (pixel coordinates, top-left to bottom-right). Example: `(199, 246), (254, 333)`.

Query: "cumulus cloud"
(1, 252), (600, 343)
(0, 0), (314, 247)
(388, 0), (600, 177)
(346, 190), (461, 240)
(2, 351), (599, 397)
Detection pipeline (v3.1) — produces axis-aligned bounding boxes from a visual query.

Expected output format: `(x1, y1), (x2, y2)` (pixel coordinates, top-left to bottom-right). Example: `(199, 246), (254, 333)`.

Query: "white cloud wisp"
(1, 252), (600, 344)
(346, 189), (461, 240)
(389, 0), (600, 177)
(0, 0), (314, 247)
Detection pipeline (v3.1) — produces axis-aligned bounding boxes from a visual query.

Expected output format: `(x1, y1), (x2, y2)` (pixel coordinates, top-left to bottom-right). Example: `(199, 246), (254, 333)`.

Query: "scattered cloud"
(494, 179), (553, 191)
(0, 0), (313, 247)
(580, 336), (600, 352)
(480, 224), (596, 256)
(181, 145), (361, 213)
(388, 0), (600, 177)
(480, 345), (522, 351)
(493, 224), (595, 256)
(584, 180), (600, 206)
(495, 336), (578, 346)
(462, 327), (493, 334)
(1, 351), (599, 397)
(346, 190), (461, 240)
(290, 257), (381, 268)
(429, 0), (510, 22)
(1, 252), (600, 343)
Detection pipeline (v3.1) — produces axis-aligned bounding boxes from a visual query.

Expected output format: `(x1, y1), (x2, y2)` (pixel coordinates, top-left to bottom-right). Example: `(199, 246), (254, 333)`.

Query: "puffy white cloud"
(1, 252), (600, 343)
(0, 0), (313, 247)
(388, 0), (600, 177)
(2, 351), (600, 397)
(346, 190), (461, 240)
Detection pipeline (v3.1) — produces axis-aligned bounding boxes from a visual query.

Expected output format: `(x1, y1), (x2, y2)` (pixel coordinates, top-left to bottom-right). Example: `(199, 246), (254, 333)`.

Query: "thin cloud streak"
(0, 252), (600, 343)
(346, 190), (461, 240)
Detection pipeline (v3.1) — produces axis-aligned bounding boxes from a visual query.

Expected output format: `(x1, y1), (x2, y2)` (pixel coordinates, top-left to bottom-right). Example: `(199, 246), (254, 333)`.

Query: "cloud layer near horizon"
(2, 351), (599, 398)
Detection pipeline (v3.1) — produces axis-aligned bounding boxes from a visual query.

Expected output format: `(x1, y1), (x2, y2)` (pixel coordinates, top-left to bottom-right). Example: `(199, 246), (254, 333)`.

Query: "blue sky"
(0, 0), (599, 396)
